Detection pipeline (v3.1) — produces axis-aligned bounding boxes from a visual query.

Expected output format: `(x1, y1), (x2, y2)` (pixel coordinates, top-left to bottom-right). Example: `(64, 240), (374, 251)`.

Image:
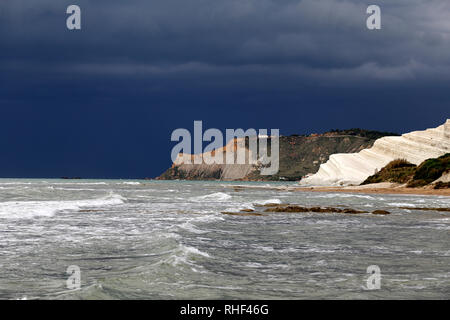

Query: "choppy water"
(0, 179), (448, 299)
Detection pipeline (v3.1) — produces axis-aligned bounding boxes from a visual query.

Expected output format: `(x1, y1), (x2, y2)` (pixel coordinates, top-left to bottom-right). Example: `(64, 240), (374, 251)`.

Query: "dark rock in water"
(224, 203), (388, 216)
(221, 211), (266, 216)
(264, 205), (367, 214)
(265, 205), (310, 213)
(309, 207), (329, 213)
(372, 210), (391, 215)
(399, 207), (450, 212)
(341, 208), (367, 214)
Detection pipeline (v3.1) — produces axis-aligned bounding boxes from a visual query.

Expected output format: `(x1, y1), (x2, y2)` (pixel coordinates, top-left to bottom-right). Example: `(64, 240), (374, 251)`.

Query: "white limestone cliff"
(300, 119), (450, 186)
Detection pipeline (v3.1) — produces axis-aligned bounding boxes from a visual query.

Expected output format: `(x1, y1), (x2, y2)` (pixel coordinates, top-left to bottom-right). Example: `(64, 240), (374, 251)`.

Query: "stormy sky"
(0, 0), (449, 178)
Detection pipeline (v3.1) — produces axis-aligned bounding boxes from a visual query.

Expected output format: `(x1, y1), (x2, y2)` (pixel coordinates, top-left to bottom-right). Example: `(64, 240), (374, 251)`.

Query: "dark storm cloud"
(0, 0), (449, 178)
(2, 0), (450, 82)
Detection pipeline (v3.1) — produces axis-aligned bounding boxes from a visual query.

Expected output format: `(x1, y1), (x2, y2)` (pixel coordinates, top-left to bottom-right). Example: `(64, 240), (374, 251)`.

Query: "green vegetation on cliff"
(361, 159), (416, 185)
(361, 154), (450, 188)
(328, 128), (399, 140)
(407, 153), (450, 187)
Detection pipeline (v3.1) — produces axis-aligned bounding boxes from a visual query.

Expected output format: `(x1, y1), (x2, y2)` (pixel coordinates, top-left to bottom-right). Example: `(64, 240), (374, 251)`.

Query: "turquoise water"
(0, 179), (448, 299)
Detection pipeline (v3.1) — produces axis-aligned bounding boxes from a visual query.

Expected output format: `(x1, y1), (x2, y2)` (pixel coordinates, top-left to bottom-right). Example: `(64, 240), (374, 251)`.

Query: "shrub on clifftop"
(361, 154), (450, 188)
(407, 153), (450, 187)
(361, 159), (416, 185)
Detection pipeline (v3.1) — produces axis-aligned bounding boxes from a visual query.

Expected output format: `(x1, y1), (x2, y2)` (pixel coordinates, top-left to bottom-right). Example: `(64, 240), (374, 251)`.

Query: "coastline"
(294, 183), (450, 196)
(222, 181), (450, 196)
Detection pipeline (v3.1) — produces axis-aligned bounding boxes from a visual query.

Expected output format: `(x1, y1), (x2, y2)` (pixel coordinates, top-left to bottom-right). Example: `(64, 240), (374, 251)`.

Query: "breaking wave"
(190, 192), (232, 202)
(253, 199), (282, 205)
(0, 193), (126, 219)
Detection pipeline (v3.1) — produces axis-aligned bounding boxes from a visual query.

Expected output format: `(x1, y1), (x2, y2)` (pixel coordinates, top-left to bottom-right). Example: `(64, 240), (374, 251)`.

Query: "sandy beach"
(294, 182), (450, 196)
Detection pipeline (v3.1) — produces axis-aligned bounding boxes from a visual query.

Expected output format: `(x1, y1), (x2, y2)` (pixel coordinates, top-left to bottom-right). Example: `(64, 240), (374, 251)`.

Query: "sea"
(0, 178), (448, 299)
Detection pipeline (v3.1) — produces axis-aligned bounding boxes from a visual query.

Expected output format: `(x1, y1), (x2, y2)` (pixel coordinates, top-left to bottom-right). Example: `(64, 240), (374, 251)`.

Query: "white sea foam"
(178, 222), (208, 234)
(253, 199), (281, 205)
(182, 245), (211, 258)
(244, 262), (263, 268)
(52, 188), (98, 191)
(337, 194), (375, 200)
(389, 203), (416, 207)
(190, 192), (231, 202)
(163, 244), (211, 267)
(120, 182), (141, 185)
(0, 186), (29, 190)
(0, 182), (36, 185)
(0, 193), (126, 219)
(52, 182), (108, 185)
(227, 199), (281, 213)
(314, 193), (375, 200)
(252, 245), (275, 252)
(192, 214), (225, 223)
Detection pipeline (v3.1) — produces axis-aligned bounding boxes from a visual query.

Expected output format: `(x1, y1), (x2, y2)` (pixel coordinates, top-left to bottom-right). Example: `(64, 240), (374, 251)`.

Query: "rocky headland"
(158, 119), (450, 196)
(158, 129), (396, 181)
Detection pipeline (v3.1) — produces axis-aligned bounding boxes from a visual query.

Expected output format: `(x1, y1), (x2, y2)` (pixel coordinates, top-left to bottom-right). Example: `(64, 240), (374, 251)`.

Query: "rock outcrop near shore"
(300, 119), (450, 186)
(221, 203), (392, 216)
